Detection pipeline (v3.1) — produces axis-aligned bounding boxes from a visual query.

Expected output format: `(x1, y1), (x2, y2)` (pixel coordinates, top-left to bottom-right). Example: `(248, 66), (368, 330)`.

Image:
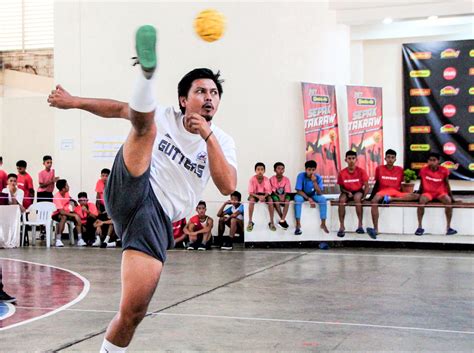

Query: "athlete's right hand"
(47, 85), (76, 109)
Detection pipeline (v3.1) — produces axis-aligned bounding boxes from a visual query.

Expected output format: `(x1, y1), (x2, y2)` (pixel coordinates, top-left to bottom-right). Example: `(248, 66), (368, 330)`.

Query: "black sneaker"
(198, 243), (208, 251)
(221, 238), (233, 250)
(187, 242), (198, 250)
(0, 290), (16, 303)
(278, 220), (289, 230)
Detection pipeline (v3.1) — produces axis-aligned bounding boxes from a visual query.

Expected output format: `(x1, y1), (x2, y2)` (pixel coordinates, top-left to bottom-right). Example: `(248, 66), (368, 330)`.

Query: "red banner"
(346, 86), (384, 184)
(302, 83), (342, 192)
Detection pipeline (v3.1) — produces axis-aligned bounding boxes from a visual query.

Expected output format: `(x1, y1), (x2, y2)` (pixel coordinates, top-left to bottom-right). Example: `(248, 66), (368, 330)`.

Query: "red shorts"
(376, 188), (407, 198)
(421, 192), (448, 202)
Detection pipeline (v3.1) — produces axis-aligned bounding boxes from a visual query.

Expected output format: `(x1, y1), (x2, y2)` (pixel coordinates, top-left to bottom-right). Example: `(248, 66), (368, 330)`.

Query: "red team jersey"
(420, 166), (449, 195)
(189, 215), (208, 232)
(0, 170), (7, 190)
(17, 173), (34, 208)
(375, 165), (403, 190)
(337, 167), (368, 192)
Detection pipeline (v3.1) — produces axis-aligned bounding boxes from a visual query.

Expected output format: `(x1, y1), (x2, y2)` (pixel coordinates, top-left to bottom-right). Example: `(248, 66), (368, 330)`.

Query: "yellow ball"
(194, 9), (226, 42)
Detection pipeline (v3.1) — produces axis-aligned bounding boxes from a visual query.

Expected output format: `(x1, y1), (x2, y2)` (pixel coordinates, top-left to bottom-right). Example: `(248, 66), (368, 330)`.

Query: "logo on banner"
(470, 68), (474, 76)
(469, 126), (474, 133)
(356, 97), (376, 106)
(410, 52), (432, 60)
(440, 48), (460, 59)
(410, 88), (431, 96)
(443, 104), (456, 118)
(469, 164), (474, 171)
(469, 106), (474, 113)
(441, 161), (459, 170)
(469, 144), (474, 152)
(410, 106), (430, 114)
(311, 95), (329, 104)
(410, 70), (431, 77)
(443, 142), (456, 155)
(440, 124), (459, 133)
(411, 162), (427, 169)
(440, 86), (459, 96)
(443, 67), (457, 80)
(470, 50), (474, 57)
(410, 126), (431, 133)
(469, 87), (474, 95)
(410, 144), (430, 151)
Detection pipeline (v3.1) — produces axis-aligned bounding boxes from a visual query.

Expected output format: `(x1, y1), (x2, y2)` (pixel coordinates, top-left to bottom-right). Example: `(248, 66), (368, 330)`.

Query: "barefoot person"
(48, 25), (237, 352)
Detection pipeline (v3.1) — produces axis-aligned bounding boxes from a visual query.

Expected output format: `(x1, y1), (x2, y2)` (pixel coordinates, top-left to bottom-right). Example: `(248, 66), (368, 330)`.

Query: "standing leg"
(102, 250), (162, 351)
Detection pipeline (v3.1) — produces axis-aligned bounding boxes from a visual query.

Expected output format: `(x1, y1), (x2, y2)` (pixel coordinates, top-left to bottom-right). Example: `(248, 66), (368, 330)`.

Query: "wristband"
(204, 131), (213, 142)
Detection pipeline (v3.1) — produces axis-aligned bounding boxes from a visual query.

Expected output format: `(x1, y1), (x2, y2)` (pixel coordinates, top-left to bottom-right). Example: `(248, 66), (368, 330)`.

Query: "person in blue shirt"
(217, 191), (244, 250)
(294, 160), (329, 235)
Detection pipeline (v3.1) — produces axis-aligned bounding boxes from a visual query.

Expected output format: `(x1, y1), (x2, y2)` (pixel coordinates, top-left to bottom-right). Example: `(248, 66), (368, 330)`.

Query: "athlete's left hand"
(185, 113), (211, 139)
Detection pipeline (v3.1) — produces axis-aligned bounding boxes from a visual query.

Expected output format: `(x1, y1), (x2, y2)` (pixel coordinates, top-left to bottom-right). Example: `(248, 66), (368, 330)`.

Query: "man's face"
(78, 197), (88, 206)
(180, 79), (220, 121)
(305, 167), (316, 177)
(7, 177), (17, 187)
(275, 165), (285, 176)
(385, 154), (396, 166)
(255, 166), (265, 177)
(196, 205), (206, 217)
(44, 160), (53, 169)
(345, 155), (357, 168)
(101, 173), (109, 182)
(63, 183), (70, 193)
(230, 196), (240, 206)
(16, 166), (25, 174)
(427, 156), (439, 168)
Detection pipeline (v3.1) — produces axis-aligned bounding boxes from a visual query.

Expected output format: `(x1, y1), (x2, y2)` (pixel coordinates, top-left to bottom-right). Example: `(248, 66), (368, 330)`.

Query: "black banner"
(402, 40), (474, 181)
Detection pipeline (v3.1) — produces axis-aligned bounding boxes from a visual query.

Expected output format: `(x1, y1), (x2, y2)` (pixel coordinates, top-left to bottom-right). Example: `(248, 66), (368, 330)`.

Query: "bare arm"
(48, 85), (129, 119)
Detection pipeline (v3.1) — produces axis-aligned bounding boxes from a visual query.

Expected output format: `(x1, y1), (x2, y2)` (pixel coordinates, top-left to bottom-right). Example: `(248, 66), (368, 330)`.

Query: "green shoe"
(246, 222), (254, 232)
(135, 25), (157, 78)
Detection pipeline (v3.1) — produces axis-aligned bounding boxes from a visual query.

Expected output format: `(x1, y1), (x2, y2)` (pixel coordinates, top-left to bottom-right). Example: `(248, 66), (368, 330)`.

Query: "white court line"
(0, 303), (16, 320)
(9, 306), (474, 336)
(304, 252), (474, 260)
(0, 258), (90, 332)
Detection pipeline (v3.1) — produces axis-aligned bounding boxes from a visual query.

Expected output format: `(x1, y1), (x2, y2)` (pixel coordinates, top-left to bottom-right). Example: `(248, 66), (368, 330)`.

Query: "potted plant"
(401, 169), (417, 193)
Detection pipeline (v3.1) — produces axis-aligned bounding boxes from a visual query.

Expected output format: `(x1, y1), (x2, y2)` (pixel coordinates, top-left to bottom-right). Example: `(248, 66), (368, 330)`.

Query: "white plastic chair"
(21, 202), (56, 248)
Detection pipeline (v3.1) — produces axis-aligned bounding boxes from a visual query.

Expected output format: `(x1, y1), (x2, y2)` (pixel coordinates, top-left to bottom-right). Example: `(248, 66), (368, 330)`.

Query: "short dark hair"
(0, 157), (3, 163)
(428, 152), (441, 160)
(273, 162), (285, 170)
(197, 200), (207, 208)
(43, 155), (52, 162)
(101, 168), (111, 175)
(305, 160), (317, 169)
(16, 160), (27, 168)
(177, 68), (224, 114)
(385, 149), (397, 157)
(56, 179), (67, 191)
(254, 162), (266, 171)
(346, 150), (357, 158)
(78, 192), (88, 199)
(231, 191), (242, 201)
(7, 173), (17, 180)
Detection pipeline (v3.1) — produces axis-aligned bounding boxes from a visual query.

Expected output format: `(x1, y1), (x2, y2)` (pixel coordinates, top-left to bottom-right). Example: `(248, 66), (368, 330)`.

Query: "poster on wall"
(402, 40), (474, 180)
(301, 83), (342, 192)
(346, 85), (384, 184)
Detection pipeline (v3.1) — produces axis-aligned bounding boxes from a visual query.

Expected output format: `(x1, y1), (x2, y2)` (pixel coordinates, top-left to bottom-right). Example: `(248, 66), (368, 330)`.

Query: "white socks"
(100, 338), (127, 353)
(129, 72), (157, 113)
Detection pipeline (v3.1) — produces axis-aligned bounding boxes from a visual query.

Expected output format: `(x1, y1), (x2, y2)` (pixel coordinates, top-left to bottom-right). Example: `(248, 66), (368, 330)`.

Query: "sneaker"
(100, 241), (108, 248)
(106, 242), (117, 248)
(187, 242), (198, 250)
(246, 222), (254, 232)
(77, 238), (87, 247)
(278, 220), (289, 230)
(268, 223), (276, 231)
(55, 239), (64, 247)
(382, 195), (391, 204)
(0, 290), (16, 303)
(92, 236), (101, 247)
(294, 228), (302, 235)
(366, 227), (378, 239)
(198, 243), (208, 251)
(446, 228), (457, 236)
(221, 238), (233, 250)
(415, 228), (425, 236)
(135, 25), (157, 79)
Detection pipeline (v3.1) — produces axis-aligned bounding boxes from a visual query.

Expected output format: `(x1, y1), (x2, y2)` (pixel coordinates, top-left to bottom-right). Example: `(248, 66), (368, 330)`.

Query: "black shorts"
(37, 191), (54, 202)
(105, 146), (174, 263)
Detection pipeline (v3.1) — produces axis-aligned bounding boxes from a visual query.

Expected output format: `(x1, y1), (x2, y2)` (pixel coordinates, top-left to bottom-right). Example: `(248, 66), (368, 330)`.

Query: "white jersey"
(150, 105), (237, 222)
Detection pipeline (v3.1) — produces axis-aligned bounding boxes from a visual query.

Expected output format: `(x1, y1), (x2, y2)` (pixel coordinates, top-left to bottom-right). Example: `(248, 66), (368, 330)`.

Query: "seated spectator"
(74, 192), (99, 245)
(52, 179), (83, 247)
(37, 155), (59, 202)
(270, 162), (291, 230)
(416, 152), (457, 236)
(337, 151), (369, 238)
(217, 191), (244, 250)
(94, 218), (119, 248)
(2, 173), (25, 213)
(172, 218), (187, 248)
(294, 161), (328, 235)
(95, 168), (110, 214)
(16, 160), (34, 210)
(247, 162), (275, 232)
(367, 149), (419, 239)
(184, 201), (214, 251)
(0, 157), (7, 190)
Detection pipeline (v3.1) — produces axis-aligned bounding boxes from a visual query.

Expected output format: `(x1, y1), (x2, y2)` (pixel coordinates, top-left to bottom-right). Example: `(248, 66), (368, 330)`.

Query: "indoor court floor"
(0, 245), (473, 352)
